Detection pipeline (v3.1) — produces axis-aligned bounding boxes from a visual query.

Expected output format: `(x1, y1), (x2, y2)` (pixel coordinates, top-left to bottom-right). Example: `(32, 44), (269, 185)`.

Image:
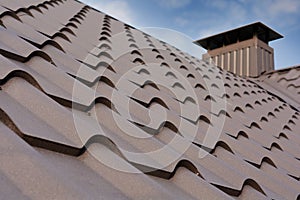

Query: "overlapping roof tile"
(258, 66), (300, 110)
(0, 0), (299, 199)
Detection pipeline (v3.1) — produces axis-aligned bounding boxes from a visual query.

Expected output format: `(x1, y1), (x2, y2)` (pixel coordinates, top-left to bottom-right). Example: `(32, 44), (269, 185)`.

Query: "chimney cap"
(194, 22), (283, 50)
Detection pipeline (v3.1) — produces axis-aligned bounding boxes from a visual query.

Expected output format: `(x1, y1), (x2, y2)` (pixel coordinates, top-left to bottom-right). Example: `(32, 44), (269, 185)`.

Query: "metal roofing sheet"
(0, 0), (299, 199)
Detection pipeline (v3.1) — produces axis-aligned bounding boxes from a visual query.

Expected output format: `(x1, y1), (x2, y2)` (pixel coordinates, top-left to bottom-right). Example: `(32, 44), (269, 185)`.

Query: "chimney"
(194, 22), (283, 77)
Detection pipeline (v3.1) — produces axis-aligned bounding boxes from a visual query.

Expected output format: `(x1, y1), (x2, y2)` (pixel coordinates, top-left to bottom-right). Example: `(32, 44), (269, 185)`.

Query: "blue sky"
(82, 0), (300, 69)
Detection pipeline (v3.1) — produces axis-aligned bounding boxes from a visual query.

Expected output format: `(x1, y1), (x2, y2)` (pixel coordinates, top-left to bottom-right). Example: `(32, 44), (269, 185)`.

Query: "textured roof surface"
(0, 0), (299, 199)
(257, 66), (300, 110)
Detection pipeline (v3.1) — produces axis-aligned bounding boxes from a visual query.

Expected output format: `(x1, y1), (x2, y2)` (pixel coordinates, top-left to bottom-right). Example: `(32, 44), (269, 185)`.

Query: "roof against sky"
(82, 0), (300, 69)
(0, 0), (299, 199)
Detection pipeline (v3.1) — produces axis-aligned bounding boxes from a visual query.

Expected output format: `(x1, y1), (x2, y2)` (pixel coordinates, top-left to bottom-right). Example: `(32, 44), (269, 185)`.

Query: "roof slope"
(0, 0), (299, 199)
(257, 66), (300, 110)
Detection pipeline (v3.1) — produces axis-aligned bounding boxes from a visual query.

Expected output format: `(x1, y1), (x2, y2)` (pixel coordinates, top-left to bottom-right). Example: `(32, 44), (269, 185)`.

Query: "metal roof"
(0, 1), (299, 199)
(257, 65), (300, 110)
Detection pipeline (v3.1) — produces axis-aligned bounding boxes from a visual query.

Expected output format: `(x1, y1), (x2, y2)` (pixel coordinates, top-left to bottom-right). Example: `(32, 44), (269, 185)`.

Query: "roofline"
(262, 65), (300, 75)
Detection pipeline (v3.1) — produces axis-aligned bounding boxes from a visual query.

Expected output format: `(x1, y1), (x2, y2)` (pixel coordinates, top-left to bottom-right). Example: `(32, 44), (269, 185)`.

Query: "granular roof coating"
(0, 0), (299, 199)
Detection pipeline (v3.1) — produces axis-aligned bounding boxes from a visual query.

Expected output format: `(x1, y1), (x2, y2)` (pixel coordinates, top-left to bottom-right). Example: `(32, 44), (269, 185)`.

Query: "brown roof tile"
(258, 66), (300, 110)
(0, 0), (299, 199)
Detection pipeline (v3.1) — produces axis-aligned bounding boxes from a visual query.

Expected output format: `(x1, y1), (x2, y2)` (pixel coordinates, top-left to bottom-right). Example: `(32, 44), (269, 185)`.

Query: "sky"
(81, 0), (300, 69)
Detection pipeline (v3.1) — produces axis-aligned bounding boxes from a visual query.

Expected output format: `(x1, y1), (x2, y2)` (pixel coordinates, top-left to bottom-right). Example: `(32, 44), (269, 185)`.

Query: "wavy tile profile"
(0, 0), (299, 199)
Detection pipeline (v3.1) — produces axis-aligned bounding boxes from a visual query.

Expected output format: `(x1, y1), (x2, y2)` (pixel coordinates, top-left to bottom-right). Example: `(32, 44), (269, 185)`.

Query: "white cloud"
(253, 0), (300, 16)
(208, 0), (247, 22)
(252, 0), (300, 27)
(81, 0), (135, 25)
(156, 0), (191, 8)
(270, 0), (300, 15)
